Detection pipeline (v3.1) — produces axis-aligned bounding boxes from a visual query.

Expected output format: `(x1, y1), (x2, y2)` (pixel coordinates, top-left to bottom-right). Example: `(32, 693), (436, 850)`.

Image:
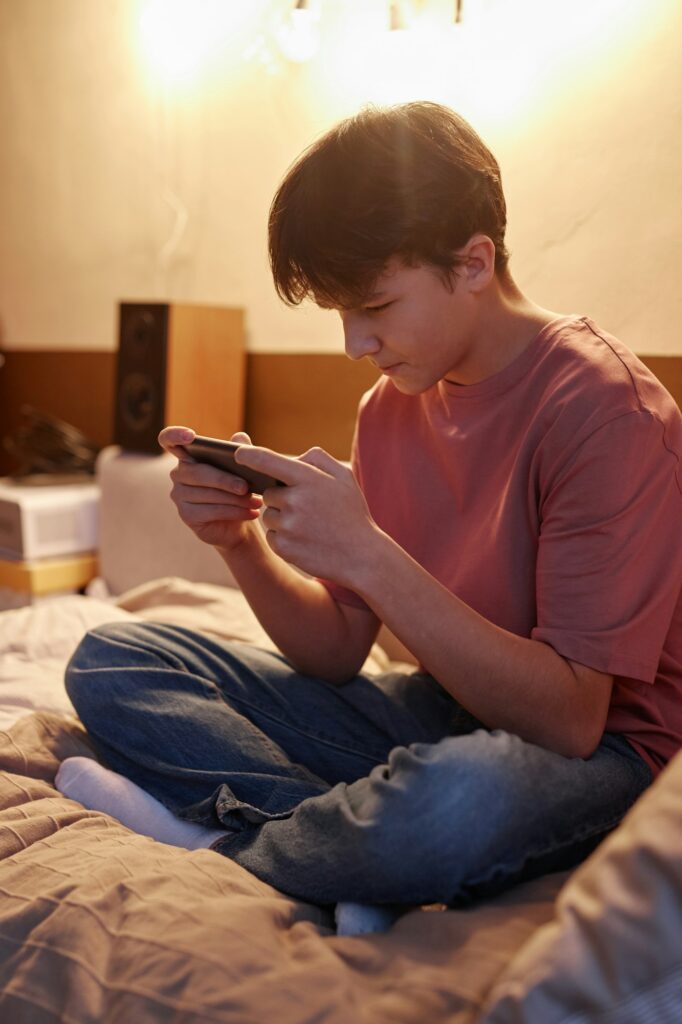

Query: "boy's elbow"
(569, 730), (603, 761)
(559, 714), (607, 760)
(286, 649), (368, 686)
(562, 661), (613, 760)
(534, 709), (607, 761)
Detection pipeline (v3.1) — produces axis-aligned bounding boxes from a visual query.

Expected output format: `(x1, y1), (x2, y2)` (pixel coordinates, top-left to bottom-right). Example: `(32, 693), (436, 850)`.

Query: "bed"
(1, 444), (681, 1023)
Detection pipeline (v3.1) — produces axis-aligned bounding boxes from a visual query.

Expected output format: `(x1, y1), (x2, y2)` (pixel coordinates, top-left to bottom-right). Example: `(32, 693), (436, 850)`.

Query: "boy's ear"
(459, 234), (496, 293)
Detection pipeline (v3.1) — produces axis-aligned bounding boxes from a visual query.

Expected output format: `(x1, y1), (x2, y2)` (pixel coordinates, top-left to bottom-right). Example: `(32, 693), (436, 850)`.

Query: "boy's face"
(332, 258), (479, 394)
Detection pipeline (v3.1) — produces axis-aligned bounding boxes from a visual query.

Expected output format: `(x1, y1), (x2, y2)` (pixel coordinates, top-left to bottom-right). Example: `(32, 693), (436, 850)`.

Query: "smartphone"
(183, 435), (283, 494)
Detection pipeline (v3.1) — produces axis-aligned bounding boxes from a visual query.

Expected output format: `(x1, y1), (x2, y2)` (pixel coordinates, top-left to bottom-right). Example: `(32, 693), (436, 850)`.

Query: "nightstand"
(0, 477), (100, 609)
(0, 551), (99, 610)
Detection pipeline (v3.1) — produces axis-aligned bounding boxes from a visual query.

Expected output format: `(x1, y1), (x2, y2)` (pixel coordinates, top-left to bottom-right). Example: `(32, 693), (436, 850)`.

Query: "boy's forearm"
(352, 528), (611, 758)
(215, 524), (370, 681)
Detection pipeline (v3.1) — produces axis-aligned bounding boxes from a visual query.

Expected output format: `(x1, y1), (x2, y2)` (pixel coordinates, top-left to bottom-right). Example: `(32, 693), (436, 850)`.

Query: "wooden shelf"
(0, 552), (98, 596)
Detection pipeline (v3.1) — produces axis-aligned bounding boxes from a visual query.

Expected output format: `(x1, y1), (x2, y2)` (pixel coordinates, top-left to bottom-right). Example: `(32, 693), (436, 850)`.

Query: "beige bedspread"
(0, 711), (565, 1024)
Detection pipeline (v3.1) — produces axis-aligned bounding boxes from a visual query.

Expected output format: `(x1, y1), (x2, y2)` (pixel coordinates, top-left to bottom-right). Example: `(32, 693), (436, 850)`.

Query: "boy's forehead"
(311, 281), (382, 311)
(313, 285), (386, 312)
(365, 259), (429, 297)
(310, 257), (416, 311)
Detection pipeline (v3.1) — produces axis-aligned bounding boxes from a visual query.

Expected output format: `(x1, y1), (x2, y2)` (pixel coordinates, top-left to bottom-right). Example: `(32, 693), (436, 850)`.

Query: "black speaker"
(113, 302), (246, 453)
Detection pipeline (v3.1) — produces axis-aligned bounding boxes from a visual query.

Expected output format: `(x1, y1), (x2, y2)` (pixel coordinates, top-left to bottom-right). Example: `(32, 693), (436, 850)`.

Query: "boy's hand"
(158, 426), (263, 551)
(235, 444), (378, 586)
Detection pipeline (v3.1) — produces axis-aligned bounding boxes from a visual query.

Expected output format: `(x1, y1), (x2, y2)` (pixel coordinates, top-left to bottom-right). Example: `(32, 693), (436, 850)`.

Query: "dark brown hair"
(268, 101), (510, 309)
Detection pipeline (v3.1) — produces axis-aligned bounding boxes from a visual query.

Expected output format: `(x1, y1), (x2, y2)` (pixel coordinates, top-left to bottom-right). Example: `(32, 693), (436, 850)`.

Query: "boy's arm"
(352, 530), (613, 759)
(216, 523), (381, 681)
(236, 444), (614, 760)
(159, 425), (380, 681)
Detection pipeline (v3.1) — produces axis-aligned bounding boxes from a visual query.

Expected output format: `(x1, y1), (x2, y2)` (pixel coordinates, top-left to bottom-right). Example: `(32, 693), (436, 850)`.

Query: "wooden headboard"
(0, 350), (679, 476)
(0, 350), (379, 474)
(638, 356), (682, 411)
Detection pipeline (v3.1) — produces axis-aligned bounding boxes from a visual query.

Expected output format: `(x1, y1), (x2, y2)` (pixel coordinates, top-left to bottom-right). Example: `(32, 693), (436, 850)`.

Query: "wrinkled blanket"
(0, 712), (565, 1023)
(0, 589), (566, 1023)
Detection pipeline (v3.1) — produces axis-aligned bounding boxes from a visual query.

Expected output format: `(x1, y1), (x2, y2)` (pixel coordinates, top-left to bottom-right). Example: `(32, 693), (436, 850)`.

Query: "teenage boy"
(57, 102), (682, 933)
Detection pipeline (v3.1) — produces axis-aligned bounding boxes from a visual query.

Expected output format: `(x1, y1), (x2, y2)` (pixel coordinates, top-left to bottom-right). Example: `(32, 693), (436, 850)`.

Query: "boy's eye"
(365, 301), (393, 313)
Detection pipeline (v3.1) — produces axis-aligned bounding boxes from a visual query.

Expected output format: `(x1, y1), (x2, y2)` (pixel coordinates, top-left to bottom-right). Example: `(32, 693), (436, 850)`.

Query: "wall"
(0, 0), (680, 356)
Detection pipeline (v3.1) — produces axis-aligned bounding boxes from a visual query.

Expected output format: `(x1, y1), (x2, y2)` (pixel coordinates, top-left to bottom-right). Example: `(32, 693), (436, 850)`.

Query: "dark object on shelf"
(3, 406), (100, 485)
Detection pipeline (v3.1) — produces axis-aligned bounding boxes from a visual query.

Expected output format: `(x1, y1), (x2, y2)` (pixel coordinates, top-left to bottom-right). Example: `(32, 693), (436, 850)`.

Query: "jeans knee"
(65, 621), (136, 714)
(395, 730), (524, 806)
(347, 732), (530, 861)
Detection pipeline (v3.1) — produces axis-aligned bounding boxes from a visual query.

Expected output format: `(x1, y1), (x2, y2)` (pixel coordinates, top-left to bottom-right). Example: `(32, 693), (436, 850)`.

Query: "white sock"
(55, 756), (225, 851)
(334, 902), (406, 936)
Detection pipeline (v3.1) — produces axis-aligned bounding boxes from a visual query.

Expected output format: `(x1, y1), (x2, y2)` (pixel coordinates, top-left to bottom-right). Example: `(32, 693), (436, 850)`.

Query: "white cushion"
(96, 446), (237, 595)
(481, 750), (682, 1022)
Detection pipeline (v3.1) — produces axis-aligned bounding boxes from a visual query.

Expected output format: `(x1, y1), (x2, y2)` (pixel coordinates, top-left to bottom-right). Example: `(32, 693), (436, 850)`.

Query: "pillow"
(96, 446), (238, 595)
(480, 749), (682, 1022)
(0, 595), (135, 729)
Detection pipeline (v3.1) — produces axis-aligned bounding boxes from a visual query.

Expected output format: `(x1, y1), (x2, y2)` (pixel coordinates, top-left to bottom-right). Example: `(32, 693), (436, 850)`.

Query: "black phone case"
(185, 436), (282, 494)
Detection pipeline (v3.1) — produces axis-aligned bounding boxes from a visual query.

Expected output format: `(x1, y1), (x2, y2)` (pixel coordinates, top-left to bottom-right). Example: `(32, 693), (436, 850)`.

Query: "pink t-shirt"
(324, 316), (682, 776)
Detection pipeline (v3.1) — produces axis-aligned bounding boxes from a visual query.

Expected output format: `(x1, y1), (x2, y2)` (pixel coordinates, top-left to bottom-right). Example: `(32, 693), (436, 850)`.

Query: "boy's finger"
(158, 426), (196, 460)
(235, 445), (313, 485)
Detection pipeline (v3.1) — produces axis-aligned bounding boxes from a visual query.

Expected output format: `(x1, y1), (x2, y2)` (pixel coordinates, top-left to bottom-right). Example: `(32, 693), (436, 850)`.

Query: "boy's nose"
(342, 316), (380, 362)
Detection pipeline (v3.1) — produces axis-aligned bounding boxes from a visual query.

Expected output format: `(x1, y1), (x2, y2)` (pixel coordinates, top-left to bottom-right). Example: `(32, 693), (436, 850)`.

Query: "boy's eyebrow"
(313, 285), (389, 311)
(314, 291), (386, 311)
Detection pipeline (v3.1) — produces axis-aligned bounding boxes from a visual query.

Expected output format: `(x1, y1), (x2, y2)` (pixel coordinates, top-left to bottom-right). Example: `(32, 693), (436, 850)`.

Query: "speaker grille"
(120, 371), (158, 433)
(114, 304), (169, 453)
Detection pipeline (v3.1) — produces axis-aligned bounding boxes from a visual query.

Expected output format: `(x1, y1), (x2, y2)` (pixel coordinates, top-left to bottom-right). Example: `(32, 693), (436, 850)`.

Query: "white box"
(0, 480), (100, 560)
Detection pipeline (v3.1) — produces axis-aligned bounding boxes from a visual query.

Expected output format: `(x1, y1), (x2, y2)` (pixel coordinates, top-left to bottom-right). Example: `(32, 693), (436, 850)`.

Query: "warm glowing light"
(137, 0), (245, 87)
(133, 0), (671, 132)
(276, 1), (321, 63)
(313, 0), (665, 132)
(389, 1), (408, 31)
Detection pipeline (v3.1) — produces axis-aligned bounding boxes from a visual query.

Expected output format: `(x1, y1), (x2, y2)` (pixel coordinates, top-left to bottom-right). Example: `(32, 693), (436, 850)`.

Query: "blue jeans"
(65, 621), (652, 907)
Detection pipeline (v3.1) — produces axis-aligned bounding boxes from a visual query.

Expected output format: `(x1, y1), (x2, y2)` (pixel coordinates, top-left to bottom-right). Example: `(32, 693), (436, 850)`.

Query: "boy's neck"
(447, 275), (564, 386)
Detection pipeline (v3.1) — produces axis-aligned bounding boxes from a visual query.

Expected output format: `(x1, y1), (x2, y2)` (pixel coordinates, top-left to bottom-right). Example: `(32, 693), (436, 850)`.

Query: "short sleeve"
(532, 410), (682, 681)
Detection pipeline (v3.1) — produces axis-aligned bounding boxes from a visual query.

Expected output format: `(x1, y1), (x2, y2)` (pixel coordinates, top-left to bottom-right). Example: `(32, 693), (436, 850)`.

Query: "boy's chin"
(386, 372), (433, 396)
